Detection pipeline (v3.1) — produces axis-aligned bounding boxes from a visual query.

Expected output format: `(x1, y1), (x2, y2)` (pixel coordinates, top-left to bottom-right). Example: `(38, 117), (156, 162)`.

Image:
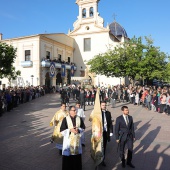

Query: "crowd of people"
(0, 85), (53, 117)
(41, 58), (76, 66)
(50, 83), (170, 170)
(59, 83), (170, 116)
(1, 82), (169, 169)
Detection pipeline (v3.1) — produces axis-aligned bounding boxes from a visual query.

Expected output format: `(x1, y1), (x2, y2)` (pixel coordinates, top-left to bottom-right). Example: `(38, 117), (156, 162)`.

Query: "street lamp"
(31, 75), (34, 86)
(120, 77), (121, 86)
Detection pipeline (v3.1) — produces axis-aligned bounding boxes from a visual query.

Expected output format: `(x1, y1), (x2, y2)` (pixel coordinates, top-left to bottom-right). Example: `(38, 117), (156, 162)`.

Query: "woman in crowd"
(160, 93), (167, 114)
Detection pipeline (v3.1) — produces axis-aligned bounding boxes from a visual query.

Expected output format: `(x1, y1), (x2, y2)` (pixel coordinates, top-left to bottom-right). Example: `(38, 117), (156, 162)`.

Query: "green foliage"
(164, 61), (170, 81)
(0, 42), (21, 79)
(87, 36), (169, 83)
(139, 38), (168, 80)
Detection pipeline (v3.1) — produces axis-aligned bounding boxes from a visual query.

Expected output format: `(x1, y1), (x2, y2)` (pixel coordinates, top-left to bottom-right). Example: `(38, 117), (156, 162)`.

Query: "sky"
(0, 0), (170, 54)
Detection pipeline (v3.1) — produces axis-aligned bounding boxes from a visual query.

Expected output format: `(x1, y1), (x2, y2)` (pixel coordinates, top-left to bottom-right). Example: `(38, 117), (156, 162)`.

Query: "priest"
(60, 106), (85, 170)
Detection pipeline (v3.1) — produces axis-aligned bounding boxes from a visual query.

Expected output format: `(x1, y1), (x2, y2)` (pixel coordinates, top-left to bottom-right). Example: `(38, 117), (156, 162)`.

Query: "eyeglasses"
(70, 110), (76, 112)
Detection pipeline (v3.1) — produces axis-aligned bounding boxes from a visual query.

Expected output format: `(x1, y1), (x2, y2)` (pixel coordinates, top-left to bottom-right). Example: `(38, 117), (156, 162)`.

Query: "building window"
(25, 50), (31, 61)
(89, 7), (94, 17)
(46, 51), (50, 59)
(82, 8), (86, 18)
(68, 57), (70, 63)
(84, 38), (91, 52)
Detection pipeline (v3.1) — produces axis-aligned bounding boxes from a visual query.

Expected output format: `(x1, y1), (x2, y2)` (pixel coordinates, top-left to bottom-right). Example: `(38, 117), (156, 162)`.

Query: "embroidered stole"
(66, 116), (81, 155)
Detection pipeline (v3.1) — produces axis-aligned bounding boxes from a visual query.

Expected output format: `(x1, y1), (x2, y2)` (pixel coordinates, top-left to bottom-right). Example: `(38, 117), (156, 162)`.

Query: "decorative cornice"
(69, 21), (109, 36)
(69, 29), (109, 36)
(94, 23), (109, 31)
(76, 0), (99, 5)
(0, 35), (40, 42)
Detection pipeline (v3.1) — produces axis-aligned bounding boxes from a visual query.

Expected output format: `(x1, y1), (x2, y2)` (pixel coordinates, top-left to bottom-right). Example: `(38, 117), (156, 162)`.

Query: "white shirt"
(123, 114), (129, 126)
(102, 110), (113, 136)
(102, 110), (107, 132)
(76, 108), (85, 120)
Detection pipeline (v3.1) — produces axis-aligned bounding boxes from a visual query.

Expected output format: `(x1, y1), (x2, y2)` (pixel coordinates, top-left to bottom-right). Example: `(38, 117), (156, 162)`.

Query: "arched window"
(89, 7), (94, 17)
(82, 8), (86, 18)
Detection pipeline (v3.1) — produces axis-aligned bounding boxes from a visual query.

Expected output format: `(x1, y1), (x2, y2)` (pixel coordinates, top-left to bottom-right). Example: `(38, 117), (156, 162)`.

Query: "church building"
(0, 0), (129, 88)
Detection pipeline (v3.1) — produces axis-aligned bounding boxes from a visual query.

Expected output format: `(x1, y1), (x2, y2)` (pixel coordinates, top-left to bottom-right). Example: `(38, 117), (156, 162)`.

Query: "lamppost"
(31, 75), (34, 86)
(120, 77), (121, 86)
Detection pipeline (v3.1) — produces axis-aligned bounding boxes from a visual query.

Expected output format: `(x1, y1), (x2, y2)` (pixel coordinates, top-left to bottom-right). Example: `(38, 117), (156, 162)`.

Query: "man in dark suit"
(101, 101), (113, 166)
(115, 106), (135, 168)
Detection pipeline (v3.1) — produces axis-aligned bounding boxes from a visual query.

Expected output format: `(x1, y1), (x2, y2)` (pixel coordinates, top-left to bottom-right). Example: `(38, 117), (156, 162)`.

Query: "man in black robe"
(60, 106), (85, 170)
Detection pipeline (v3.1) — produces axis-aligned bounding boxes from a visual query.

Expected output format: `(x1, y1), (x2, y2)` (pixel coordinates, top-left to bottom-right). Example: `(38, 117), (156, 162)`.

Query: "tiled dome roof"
(109, 21), (128, 38)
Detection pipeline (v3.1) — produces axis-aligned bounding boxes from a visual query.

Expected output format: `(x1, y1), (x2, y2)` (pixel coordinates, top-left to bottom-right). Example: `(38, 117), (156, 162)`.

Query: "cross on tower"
(112, 13), (117, 21)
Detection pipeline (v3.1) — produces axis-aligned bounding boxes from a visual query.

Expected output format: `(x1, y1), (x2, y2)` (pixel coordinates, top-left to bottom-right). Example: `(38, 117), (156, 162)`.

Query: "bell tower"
(76, 0), (100, 20)
(70, 0), (105, 32)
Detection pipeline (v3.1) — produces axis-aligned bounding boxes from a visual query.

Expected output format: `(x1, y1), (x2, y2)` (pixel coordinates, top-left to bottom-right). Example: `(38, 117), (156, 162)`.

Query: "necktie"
(102, 111), (104, 128)
(126, 116), (129, 126)
(102, 111), (107, 131)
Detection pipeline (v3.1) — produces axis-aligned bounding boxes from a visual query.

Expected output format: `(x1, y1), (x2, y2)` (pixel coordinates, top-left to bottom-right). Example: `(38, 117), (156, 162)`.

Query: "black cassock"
(60, 116), (85, 170)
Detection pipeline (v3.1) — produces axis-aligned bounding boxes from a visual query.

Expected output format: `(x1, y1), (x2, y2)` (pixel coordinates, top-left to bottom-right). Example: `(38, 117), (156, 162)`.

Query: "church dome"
(109, 21), (128, 38)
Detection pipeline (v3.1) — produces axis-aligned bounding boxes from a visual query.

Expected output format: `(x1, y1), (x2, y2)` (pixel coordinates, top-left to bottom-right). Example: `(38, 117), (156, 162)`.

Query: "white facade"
(0, 0), (128, 88)
(0, 34), (74, 88)
(69, 0), (127, 86)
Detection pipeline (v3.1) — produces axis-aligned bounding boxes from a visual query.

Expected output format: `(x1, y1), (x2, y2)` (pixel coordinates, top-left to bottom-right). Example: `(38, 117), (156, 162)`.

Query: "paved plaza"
(0, 93), (170, 170)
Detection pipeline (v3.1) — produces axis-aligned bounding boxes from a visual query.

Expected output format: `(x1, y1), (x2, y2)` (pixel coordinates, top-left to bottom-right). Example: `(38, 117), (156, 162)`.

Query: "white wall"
(72, 32), (109, 74)
(1, 36), (40, 87)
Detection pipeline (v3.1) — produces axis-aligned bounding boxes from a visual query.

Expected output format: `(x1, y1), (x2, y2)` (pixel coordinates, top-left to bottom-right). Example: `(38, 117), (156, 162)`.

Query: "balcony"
(41, 61), (50, 67)
(41, 61), (77, 70)
(21, 61), (33, 67)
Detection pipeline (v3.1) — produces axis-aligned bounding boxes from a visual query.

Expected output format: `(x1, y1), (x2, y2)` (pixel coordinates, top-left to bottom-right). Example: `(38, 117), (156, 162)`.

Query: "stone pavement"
(0, 93), (170, 170)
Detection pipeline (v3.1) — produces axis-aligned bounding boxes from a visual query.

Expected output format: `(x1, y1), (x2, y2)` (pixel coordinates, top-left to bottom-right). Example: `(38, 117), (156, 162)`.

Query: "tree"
(137, 37), (169, 82)
(87, 36), (169, 84)
(0, 42), (21, 81)
(163, 58), (170, 82)
(7, 66), (21, 86)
